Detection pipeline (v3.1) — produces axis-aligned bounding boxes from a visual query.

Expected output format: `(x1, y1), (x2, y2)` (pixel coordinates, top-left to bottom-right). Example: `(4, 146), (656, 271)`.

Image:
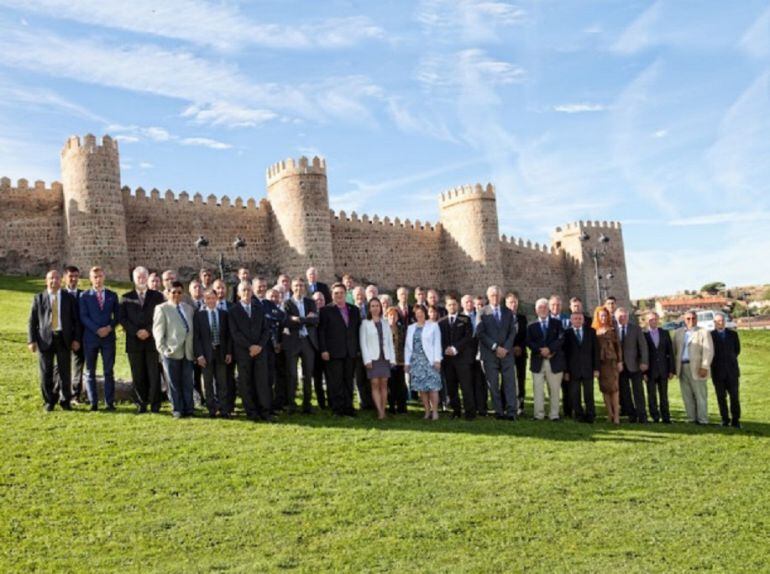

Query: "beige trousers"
(533, 358), (563, 420)
(679, 363), (708, 424)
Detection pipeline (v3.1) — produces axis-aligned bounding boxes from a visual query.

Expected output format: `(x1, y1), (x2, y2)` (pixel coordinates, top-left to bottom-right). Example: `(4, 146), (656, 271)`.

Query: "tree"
(701, 281), (726, 295)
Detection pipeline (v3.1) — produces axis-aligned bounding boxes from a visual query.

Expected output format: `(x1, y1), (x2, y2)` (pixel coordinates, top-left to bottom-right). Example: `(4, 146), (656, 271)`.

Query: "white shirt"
(682, 329), (694, 362)
(447, 314), (458, 354)
(47, 289), (62, 332)
(293, 297), (308, 337)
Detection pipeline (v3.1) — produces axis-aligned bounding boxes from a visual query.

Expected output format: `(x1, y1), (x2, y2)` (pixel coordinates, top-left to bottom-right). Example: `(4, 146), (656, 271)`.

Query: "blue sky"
(0, 1), (769, 298)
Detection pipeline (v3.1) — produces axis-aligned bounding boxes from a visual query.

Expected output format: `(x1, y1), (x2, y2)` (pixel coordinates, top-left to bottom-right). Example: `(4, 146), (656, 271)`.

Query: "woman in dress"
(359, 297), (396, 420)
(593, 305), (623, 424)
(405, 304), (443, 420)
(386, 306), (408, 414)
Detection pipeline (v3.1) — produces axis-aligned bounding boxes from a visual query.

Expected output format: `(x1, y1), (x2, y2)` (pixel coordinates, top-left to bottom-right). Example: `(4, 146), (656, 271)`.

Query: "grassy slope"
(1, 276), (768, 573)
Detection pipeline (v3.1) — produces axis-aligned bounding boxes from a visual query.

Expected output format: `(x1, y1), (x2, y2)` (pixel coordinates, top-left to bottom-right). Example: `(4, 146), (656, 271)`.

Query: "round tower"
(60, 134), (130, 280)
(439, 183), (504, 295)
(266, 156), (334, 280)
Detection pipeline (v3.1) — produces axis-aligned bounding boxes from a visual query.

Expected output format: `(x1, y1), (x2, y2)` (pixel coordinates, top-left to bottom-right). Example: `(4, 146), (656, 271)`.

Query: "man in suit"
(644, 311), (675, 423)
(305, 266), (331, 305)
(161, 269), (177, 300)
(212, 278), (237, 415)
(282, 277), (319, 414)
(569, 297), (593, 326)
(548, 295), (572, 418)
(604, 296), (619, 329)
(56, 265), (85, 402)
(194, 288), (232, 418)
(119, 265), (165, 413)
(710, 313), (741, 428)
(199, 268), (214, 291)
(616, 307), (650, 423)
(674, 310), (714, 425)
(310, 290), (328, 409)
(80, 266), (120, 411)
(467, 294), (489, 414)
(229, 281), (274, 422)
(476, 285), (518, 420)
(28, 269), (80, 410)
(506, 292), (528, 416)
(439, 295), (476, 419)
(153, 281), (195, 418)
(230, 267), (251, 304)
(396, 287), (413, 325)
(365, 284), (379, 302)
(563, 312), (599, 423)
(526, 298), (566, 421)
(427, 289), (447, 318)
(252, 277), (285, 412)
(319, 282), (361, 417)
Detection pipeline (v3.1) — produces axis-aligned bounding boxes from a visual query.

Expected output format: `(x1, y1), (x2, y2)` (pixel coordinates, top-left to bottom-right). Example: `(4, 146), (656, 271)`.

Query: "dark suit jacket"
(253, 297), (285, 347)
(79, 289), (120, 348)
(526, 317), (565, 373)
(307, 281), (331, 306)
(28, 290), (80, 351)
(513, 312), (528, 358)
(563, 326), (599, 379)
(282, 297), (319, 351)
(228, 302), (270, 361)
(644, 328), (675, 380)
(193, 307), (232, 362)
(476, 305), (517, 362)
(618, 323), (649, 373)
(319, 303), (360, 359)
(438, 314), (475, 364)
(710, 329), (740, 381)
(119, 289), (165, 353)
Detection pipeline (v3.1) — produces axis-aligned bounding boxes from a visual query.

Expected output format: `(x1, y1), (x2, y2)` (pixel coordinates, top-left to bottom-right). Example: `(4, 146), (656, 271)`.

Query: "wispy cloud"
(418, 50), (525, 89)
(417, 0), (526, 42)
(0, 0), (387, 52)
(0, 74), (108, 123)
(553, 103), (607, 113)
(386, 97), (458, 143)
(181, 103), (278, 128)
(611, 1), (662, 54)
(107, 124), (232, 150)
(179, 137), (231, 150)
(739, 4), (770, 59)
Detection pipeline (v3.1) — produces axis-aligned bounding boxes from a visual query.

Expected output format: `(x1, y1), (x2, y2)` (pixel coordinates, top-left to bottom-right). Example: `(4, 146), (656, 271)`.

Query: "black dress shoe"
(731, 422), (742, 429)
(106, 404), (116, 412)
(44, 403), (55, 412)
(302, 406), (314, 415)
(220, 412), (232, 419)
(450, 412), (461, 420)
(494, 414), (506, 420)
(137, 405), (147, 414)
(721, 421), (730, 427)
(60, 402), (72, 411)
(345, 409), (358, 417)
(506, 415), (516, 421)
(464, 413), (476, 421)
(261, 414), (277, 423)
(90, 404), (98, 412)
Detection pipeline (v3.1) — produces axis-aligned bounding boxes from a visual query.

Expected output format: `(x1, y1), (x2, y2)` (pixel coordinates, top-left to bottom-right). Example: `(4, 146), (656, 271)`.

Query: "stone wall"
(121, 187), (274, 281)
(499, 237), (569, 305)
(0, 178), (64, 275)
(330, 212), (443, 291)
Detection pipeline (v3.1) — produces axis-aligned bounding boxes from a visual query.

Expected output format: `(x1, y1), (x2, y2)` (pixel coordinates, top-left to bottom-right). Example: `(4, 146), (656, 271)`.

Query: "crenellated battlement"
(0, 177), (63, 194)
(439, 183), (495, 209)
(499, 233), (558, 255)
(61, 133), (119, 156)
(332, 209), (442, 233)
(554, 220), (622, 233)
(265, 156), (326, 187)
(120, 185), (269, 212)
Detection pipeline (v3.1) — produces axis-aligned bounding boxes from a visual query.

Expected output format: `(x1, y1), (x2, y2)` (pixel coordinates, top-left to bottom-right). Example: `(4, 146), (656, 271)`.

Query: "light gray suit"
(153, 302), (195, 415)
(476, 305), (518, 418)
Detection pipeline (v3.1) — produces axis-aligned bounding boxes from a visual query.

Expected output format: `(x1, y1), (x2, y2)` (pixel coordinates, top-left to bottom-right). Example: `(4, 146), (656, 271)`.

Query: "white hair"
(486, 285), (501, 297)
(535, 298), (549, 308)
(132, 266), (149, 282)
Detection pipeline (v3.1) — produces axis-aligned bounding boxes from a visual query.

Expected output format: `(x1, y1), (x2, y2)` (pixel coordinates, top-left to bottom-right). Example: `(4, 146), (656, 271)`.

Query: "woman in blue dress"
(404, 304), (444, 420)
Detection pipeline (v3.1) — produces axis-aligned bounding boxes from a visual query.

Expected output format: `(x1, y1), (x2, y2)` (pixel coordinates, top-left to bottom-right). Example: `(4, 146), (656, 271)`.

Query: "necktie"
(244, 304), (251, 318)
(576, 328), (582, 344)
(541, 320), (547, 338)
(177, 305), (189, 332)
(621, 326), (626, 343)
(494, 307), (500, 323)
(51, 293), (59, 331)
(138, 291), (145, 307)
(211, 310), (220, 346)
(96, 290), (104, 311)
(450, 316), (455, 327)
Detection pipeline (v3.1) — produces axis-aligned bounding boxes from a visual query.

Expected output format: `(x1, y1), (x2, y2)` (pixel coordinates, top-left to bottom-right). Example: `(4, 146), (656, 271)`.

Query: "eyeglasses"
(171, 290), (183, 295)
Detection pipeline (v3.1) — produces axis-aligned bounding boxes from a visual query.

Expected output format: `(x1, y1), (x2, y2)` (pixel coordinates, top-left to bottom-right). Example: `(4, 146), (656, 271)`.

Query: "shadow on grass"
(47, 399), (769, 442)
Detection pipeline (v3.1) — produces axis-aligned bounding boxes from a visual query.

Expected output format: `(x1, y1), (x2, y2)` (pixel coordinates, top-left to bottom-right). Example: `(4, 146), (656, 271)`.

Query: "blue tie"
(177, 305), (189, 333)
(210, 310), (220, 346)
(541, 320), (547, 338)
(494, 307), (500, 324)
(576, 328), (582, 344)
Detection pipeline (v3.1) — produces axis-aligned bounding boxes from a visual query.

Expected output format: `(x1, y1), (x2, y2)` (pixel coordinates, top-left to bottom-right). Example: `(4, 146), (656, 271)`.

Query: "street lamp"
(194, 235), (247, 287)
(579, 231), (614, 307)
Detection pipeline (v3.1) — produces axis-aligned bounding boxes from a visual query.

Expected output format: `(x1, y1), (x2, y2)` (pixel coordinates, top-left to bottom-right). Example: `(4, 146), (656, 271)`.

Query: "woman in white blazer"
(405, 304), (443, 420)
(359, 298), (396, 420)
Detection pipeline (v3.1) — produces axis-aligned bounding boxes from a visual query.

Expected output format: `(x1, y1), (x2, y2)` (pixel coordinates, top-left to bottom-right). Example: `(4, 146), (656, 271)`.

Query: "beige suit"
(152, 302), (195, 360)
(674, 326), (714, 423)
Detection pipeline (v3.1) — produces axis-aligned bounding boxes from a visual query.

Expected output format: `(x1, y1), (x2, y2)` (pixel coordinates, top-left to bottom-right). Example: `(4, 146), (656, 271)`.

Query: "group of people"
(28, 264), (743, 428)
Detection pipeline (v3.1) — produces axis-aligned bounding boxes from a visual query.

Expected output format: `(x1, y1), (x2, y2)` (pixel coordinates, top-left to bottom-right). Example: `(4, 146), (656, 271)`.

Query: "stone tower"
(551, 220), (630, 309)
(439, 183), (504, 295)
(60, 134), (130, 280)
(266, 156), (335, 280)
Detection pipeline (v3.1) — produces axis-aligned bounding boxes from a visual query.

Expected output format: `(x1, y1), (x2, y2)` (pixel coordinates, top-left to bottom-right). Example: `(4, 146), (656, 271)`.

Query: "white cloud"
(386, 97), (458, 142)
(0, 0), (387, 52)
(417, 0), (525, 42)
(553, 103), (607, 113)
(182, 103), (278, 128)
(418, 50), (525, 89)
(0, 75), (108, 123)
(739, 5), (770, 59)
(612, 1), (662, 54)
(138, 162), (154, 169)
(652, 129), (668, 138)
(179, 137), (231, 150)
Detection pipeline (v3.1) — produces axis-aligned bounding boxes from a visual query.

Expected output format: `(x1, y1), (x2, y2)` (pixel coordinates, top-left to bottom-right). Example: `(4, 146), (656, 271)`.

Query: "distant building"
(656, 296), (729, 316)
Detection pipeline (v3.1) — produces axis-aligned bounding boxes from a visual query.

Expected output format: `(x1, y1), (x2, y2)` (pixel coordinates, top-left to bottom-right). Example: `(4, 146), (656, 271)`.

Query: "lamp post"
(579, 231), (613, 307)
(194, 235), (247, 290)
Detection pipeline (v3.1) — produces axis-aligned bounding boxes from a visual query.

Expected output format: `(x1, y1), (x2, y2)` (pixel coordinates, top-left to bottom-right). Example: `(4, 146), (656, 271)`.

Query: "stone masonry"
(0, 134), (631, 308)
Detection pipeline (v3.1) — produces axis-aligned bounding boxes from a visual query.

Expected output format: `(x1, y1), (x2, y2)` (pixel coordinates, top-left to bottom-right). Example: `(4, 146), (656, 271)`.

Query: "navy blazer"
(710, 329), (740, 381)
(319, 303), (361, 359)
(119, 289), (165, 353)
(193, 307), (232, 362)
(228, 301), (270, 361)
(526, 317), (565, 373)
(79, 288), (120, 347)
(282, 297), (319, 351)
(644, 328), (675, 380)
(563, 326), (600, 379)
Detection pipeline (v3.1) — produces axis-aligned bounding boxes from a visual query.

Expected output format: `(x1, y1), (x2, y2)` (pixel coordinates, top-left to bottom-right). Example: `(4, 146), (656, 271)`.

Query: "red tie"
(96, 290), (104, 311)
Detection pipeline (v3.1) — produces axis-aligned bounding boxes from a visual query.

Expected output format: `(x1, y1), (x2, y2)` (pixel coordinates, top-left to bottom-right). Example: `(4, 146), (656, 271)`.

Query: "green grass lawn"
(1, 275), (769, 573)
